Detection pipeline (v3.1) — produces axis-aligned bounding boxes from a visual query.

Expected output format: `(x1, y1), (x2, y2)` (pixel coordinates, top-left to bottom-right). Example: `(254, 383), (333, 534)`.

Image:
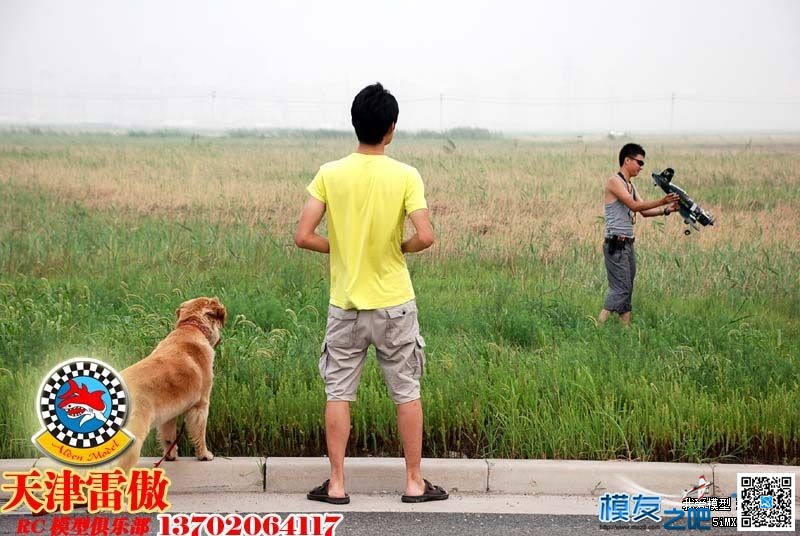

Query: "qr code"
(737, 473), (796, 531)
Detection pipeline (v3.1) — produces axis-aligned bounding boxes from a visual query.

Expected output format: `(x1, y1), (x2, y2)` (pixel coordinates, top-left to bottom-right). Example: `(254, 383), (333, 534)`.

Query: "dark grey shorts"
(318, 299), (426, 405)
(603, 241), (636, 313)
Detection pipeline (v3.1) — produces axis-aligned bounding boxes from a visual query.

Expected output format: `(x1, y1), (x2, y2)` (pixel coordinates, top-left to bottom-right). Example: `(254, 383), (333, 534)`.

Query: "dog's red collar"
(177, 319), (219, 348)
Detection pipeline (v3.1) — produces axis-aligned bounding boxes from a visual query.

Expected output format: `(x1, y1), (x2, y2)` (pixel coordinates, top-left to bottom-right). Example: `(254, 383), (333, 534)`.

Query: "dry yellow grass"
(2, 136), (799, 260)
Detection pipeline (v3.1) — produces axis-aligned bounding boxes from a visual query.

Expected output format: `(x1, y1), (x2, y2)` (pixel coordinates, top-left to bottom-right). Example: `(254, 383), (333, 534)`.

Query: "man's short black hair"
(619, 143), (645, 167)
(351, 83), (399, 145)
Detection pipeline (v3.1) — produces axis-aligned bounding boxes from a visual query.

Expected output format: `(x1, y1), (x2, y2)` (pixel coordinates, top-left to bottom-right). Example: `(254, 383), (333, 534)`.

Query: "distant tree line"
(0, 125), (500, 140)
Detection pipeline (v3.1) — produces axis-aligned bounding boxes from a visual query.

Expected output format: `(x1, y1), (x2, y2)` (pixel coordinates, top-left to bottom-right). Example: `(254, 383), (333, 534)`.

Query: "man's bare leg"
(325, 401), (350, 498)
(620, 312), (632, 326)
(397, 399), (426, 496)
(598, 309), (612, 324)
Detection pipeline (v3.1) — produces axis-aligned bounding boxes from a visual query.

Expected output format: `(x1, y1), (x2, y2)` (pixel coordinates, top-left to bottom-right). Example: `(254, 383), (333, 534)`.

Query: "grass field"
(0, 131), (798, 464)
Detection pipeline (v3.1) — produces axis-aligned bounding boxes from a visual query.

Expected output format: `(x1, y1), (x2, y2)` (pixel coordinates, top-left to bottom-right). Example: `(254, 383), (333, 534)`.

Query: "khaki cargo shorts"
(318, 299), (426, 405)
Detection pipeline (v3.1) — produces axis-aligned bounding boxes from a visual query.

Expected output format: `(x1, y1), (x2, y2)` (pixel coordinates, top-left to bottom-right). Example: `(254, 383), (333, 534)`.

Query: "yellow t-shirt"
(307, 153), (428, 310)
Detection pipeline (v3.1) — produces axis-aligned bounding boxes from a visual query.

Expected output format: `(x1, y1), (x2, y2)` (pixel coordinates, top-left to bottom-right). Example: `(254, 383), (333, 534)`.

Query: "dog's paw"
(198, 451), (214, 461)
(164, 443), (178, 461)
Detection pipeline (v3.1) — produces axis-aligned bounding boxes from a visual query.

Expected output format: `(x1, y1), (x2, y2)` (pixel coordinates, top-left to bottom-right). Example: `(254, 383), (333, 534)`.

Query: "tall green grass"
(0, 135), (798, 464)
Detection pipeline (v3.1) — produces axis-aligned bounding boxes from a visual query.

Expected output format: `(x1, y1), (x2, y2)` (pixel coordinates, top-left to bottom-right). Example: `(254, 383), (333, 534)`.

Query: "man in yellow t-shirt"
(295, 83), (447, 505)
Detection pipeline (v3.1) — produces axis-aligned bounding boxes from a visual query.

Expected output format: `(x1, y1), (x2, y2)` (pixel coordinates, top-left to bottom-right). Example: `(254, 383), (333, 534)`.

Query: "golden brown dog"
(114, 297), (226, 474)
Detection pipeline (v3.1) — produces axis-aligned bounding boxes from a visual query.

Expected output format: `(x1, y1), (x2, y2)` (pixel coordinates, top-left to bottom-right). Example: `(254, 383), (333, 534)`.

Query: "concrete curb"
(150, 457), (264, 493)
(487, 459), (713, 496)
(264, 457), (487, 494)
(2, 457), (798, 501)
(711, 463), (798, 498)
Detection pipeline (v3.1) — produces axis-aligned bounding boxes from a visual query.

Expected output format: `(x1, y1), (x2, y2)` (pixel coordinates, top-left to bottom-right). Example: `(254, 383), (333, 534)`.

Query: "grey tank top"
(605, 173), (637, 238)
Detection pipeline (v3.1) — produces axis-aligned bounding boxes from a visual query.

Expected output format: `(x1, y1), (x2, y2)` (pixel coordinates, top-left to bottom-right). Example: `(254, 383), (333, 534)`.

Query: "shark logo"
(32, 357), (134, 466)
(57, 379), (108, 427)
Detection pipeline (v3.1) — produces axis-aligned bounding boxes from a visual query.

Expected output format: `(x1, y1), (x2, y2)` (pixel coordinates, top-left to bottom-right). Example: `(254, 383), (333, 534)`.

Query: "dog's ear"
(206, 298), (227, 327)
(175, 301), (188, 321)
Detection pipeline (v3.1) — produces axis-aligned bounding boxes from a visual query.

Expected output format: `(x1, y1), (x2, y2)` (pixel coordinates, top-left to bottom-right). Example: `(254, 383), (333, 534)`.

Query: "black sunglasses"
(629, 158), (645, 166)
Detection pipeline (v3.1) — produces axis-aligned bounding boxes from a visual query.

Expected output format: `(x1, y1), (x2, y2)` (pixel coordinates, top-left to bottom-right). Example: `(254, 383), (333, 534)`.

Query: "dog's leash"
(154, 422), (186, 468)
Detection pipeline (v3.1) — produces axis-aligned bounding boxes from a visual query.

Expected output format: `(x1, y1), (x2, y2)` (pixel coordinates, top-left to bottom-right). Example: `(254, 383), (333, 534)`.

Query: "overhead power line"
(0, 90), (797, 106)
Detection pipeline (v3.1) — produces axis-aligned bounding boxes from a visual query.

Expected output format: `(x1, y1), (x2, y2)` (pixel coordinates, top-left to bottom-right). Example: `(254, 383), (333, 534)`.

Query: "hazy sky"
(1, 0), (798, 132)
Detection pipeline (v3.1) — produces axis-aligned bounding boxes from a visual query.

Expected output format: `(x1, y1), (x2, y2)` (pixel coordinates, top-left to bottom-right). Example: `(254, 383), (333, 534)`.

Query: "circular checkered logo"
(32, 358), (135, 466)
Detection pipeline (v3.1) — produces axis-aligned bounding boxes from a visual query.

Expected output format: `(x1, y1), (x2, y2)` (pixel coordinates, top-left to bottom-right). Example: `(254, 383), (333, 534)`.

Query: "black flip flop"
(307, 479), (350, 505)
(401, 479), (449, 503)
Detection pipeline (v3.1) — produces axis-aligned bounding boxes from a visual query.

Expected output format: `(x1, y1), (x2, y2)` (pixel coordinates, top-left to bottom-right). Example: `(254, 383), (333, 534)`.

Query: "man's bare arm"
(608, 178), (679, 213)
(402, 208), (434, 253)
(641, 201), (679, 218)
(294, 197), (330, 253)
